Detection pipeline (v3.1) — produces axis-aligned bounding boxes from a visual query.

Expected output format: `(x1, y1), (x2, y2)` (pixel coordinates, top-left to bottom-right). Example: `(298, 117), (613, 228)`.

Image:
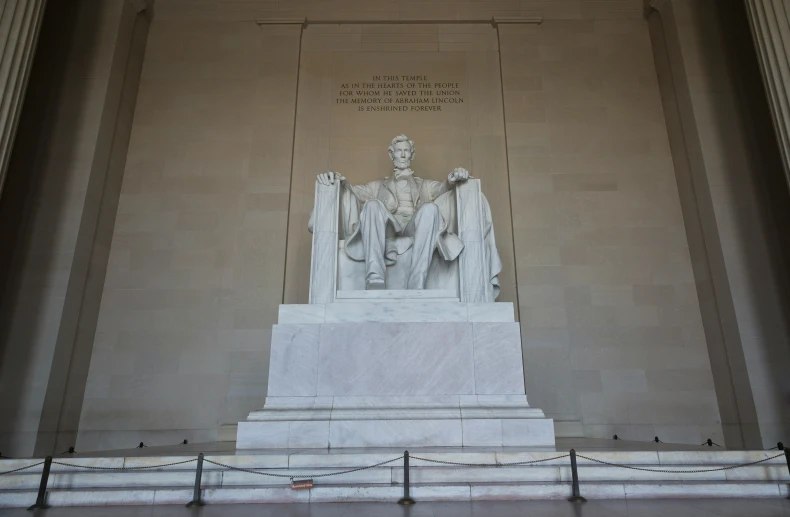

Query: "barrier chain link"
(409, 453), (570, 467)
(203, 456), (403, 480)
(2, 451), (785, 477)
(575, 452), (786, 474)
(50, 458), (197, 471)
(0, 462), (45, 476)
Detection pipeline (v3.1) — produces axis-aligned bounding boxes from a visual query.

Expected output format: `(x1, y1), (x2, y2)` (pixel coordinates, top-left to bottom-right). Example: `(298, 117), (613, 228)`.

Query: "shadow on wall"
(0, 2), (100, 456)
(693, 2), (790, 439)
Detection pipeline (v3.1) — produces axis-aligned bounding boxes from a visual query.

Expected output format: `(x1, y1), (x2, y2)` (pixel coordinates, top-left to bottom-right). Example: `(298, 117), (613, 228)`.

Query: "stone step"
(1, 481), (788, 507)
(1, 463), (787, 491)
(1, 450), (782, 471)
(1, 450), (787, 507)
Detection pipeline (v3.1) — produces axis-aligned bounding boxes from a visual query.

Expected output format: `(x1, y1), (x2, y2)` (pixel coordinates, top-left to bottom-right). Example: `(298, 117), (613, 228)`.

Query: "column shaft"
(745, 0), (790, 189)
(0, 0), (46, 195)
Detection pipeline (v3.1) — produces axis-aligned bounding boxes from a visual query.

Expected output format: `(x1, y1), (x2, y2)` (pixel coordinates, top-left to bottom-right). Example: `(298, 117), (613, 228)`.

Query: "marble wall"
(3, 0), (788, 452)
(498, 19), (721, 443)
(75, 19), (302, 450)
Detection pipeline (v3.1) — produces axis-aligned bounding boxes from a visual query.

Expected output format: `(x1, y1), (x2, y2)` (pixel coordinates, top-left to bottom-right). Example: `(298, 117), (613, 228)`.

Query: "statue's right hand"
(317, 171), (345, 186)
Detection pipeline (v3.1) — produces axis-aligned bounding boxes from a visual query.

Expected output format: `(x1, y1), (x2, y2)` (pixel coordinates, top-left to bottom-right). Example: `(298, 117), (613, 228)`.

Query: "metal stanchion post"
(185, 453), (205, 507)
(397, 451), (415, 505)
(27, 456), (52, 511)
(567, 449), (587, 503)
(785, 448), (790, 500)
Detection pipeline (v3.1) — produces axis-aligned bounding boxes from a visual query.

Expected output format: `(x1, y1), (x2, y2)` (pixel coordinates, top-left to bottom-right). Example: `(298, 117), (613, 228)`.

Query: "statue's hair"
(388, 134), (415, 155)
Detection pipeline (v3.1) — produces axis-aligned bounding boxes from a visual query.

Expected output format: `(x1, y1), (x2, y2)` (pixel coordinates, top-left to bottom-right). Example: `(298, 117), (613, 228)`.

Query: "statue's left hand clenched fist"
(448, 167), (470, 184)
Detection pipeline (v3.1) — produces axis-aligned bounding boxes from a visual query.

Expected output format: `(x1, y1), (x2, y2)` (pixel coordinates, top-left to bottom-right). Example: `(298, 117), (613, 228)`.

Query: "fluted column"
(0, 0), (46, 196)
(745, 1), (790, 189)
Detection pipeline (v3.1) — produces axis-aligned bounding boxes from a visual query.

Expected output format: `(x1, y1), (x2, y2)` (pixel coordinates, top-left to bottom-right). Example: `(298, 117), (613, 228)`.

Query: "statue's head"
(388, 134), (415, 171)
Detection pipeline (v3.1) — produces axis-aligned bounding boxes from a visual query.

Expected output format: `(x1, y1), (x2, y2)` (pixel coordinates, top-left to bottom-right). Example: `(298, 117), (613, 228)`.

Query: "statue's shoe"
(365, 275), (385, 290)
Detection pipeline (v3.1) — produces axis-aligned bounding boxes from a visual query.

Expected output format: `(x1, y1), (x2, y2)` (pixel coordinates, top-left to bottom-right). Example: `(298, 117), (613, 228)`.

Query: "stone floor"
(2, 499), (790, 516)
(46, 437), (714, 459)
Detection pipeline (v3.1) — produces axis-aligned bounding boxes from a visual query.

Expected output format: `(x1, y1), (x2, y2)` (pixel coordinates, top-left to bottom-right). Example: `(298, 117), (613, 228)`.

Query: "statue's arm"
(347, 180), (380, 203)
(426, 179), (451, 201)
(316, 171), (379, 202)
(426, 167), (471, 200)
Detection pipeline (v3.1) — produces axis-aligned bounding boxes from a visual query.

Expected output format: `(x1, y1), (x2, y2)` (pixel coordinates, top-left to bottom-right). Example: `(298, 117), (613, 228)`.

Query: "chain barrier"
(50, 458), (197, 471)
(575, 452), (786, 474)
(0, 461), (45, 476)
(409, 453), (570, 468)
(203, 456), (403, 480)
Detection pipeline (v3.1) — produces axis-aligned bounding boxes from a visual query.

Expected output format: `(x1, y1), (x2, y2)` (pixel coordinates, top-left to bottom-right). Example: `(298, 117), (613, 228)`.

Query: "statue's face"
(389, 140), (413, 170)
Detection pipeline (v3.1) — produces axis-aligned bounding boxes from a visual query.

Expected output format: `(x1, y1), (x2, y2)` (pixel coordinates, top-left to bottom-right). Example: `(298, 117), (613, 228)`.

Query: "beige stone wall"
(71, 0), (729, 449)
(498, 19), (721, 442)
(76, 20), (301, 450)
(19, 0), (790, 450)
(152, 0), (645, 23)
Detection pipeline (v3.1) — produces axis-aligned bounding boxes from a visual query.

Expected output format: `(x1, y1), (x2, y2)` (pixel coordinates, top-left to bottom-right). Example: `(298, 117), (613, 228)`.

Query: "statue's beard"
(393, 159), (411, 169)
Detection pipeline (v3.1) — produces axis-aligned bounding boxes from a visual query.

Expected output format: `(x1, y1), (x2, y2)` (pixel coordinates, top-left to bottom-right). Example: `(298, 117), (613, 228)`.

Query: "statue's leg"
(407, 203), (441, 290)
(360, 200), (389, 289)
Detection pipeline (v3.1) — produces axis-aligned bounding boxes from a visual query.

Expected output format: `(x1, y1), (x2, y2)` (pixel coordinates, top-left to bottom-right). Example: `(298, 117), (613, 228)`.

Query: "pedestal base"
(238, 418), (555, 448)
(237, 395), (554, 448)
(237, 303), (555, 449)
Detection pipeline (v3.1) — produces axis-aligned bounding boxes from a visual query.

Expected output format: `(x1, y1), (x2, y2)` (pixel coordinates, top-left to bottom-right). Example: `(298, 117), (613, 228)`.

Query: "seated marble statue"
(313, 134), (501, 297)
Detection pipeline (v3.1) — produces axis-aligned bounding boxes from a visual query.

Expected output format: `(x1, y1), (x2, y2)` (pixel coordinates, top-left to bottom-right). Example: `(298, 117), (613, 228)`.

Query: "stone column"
(744, 1), (790, 188)
(0, 0), (46, 196)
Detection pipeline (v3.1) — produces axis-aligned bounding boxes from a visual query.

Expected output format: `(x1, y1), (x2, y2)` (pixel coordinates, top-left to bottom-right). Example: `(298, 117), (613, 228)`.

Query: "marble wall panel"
(152, 0), (645, 23)
(499, 19), (723, 443)
(74, 21), (302, 450)
(316, 323), (476, 396)
(472, 323), (525, 395)
(4, 0), (770, 451)
(266, 325), (320, 397)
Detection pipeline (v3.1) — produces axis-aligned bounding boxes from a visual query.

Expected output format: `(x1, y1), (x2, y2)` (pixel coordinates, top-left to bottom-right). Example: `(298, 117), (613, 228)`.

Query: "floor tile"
(3, 499), (790, 517)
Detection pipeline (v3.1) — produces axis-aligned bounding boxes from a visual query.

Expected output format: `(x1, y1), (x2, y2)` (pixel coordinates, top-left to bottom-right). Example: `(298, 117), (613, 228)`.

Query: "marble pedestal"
(237, 293), (555, 449)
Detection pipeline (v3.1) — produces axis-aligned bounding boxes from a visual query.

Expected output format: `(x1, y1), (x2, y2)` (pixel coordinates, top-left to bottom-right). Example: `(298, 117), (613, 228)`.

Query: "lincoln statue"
(313, 134), (501, 296)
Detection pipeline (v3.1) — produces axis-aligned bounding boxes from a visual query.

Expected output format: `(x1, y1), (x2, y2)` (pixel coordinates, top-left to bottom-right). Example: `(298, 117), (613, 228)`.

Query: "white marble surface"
(316, 323), (475, 396)
(502, 419), (556, 446)
(221, 467), (391, 487)
(278, 304), (326, 324)
(456, 179), (492, 303)
(4, 485), (788, 507)
(468, 302), (514, 322)
(243, 318), (551, 449)
(278, 302), (514, 323)
(462, 419), (503, 446)
(338, 241), (462, 293)
(391, 465), (559, 483)
(239, 417), (555, 448)
(3, 445), (790, 507)
(266, 322), (527, 400)
(622, 482), (785, 499)
(267, 325), (320, 397)
(325, 301), (469, 322)
(328, 419), (463, 447)
(334, 289), (458, 300)
(473, 323), (525, 394)
(308, 181), (339, 304)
